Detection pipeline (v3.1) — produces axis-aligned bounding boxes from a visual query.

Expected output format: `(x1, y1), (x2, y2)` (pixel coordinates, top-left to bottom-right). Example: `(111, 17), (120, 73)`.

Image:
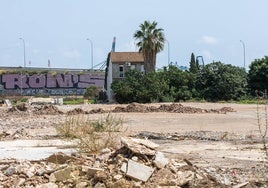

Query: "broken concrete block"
(46, 152), (73, 164)
(86, 167), (104, 178)
(121, 137), (156, 156)
(120, 162), (127, 173)
(125, 159), (154, 182)
(49, 167), (72, 182)
(131, 138), (159, 149)
(153, 151), (169, 169)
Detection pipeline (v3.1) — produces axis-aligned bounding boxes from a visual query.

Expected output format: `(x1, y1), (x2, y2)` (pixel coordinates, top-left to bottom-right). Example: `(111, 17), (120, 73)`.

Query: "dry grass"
(56, 113), (124, 153)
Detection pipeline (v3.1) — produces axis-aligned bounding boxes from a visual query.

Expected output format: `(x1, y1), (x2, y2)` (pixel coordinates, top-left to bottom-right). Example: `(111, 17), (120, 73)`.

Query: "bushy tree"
(248, 56), (268, 94)
(84, 85), (99, 100)
(196, 62), (247, 101)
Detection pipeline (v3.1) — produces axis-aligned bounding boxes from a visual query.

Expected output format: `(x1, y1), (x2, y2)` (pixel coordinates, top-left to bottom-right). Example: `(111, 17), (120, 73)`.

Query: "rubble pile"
(7, 103), (28, 114)
(4, 102), (235, 116)
(112, 103), (235, 114)
(0, 137), (265, 188)
(138, 131), (244, 142)
(33, 105), (64, 115)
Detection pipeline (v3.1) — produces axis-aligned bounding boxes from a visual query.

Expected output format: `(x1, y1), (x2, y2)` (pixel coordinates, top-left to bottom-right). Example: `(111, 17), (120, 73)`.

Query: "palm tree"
(134, 20), (165, 74)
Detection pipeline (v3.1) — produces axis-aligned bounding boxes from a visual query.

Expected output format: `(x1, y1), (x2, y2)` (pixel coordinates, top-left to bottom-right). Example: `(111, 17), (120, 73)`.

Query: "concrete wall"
(0, 73), (105, 96)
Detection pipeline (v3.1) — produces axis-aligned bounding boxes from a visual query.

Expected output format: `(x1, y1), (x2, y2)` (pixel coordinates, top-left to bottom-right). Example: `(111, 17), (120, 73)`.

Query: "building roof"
(110, 52), (144, 63)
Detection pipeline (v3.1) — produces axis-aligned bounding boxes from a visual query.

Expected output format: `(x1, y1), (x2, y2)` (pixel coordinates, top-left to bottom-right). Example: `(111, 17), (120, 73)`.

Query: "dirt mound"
(33, 105), (64, 115)
(111, 103), (235, 114)
(67, 108), (86, 115)
(112, 103), (148, 113)
(88, 108), (106, 114)
(7, 103), (29, 113)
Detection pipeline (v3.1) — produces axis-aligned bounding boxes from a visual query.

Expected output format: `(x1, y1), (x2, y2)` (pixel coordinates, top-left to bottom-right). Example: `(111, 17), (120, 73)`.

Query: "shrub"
(56, 113), (124, 153)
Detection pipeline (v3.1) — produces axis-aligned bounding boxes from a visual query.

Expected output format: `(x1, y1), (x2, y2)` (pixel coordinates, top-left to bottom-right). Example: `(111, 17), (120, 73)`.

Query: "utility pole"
(240, 40), (246, 70)
(19, 38), (26, 68)
(86, 38), (94, 70)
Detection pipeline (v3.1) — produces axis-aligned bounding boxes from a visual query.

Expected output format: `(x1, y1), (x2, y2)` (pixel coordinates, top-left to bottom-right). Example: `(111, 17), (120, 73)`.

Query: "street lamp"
(19, 38), (26, 68)
(86, 38), (94, 70)
(166, 39), (170, 66)
(240, 40), (246, 70)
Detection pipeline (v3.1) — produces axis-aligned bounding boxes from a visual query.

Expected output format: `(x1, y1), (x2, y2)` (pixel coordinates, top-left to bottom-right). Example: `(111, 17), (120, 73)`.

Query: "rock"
(36, 182), (58, 188)
(49, 167), (72, 182)
(131, 138), (159, 149)
(131, 156), (138, 161)
(124, 159), (154, 182)
(4, 165), (16, 176)
(93, 160), (101, 168)
(94, 170), (108, 182)
(120, 162), (127, 173)
(46, 152), (73, 164)
(101, 148), (111, 154)
(177, 170), (194, 186)
(233, 182), (249, 188)
(94, 182), (106, 188)
(14, 178), (25, 187)
(26, 170), (34, 178)
(121, 137), (156, 156)
(85, 167), (104, 178)
(75, 181), (88, 188)
(153, 151), (169, 169)
(113, 174), (123, 181)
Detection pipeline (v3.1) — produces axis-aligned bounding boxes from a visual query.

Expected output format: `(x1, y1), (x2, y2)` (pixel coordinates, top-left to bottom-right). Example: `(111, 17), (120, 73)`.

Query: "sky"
(0, 0), (268, 70)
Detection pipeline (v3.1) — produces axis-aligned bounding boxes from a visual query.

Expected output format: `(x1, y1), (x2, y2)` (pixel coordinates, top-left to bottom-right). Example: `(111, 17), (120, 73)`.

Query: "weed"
(56, 113), (124, 153)
(256, 90), (268, 169)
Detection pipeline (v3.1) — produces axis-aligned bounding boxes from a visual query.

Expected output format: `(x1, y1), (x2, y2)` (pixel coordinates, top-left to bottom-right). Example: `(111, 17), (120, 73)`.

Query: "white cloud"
(199, 35), (219, 45)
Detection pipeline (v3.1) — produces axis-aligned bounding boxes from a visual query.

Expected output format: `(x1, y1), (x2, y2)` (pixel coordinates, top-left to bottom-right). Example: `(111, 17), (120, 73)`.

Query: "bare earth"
(0, 102), (267, 184)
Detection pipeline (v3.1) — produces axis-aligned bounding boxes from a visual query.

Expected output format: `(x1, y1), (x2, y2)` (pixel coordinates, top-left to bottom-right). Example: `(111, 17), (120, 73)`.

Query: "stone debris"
(4, 102), (236, 117)
(0, 137), (266, 187)
(124, 159), (154, 182)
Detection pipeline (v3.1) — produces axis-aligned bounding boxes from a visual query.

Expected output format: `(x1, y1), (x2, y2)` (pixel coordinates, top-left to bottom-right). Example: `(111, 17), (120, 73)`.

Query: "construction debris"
(0, 137), (266, 187)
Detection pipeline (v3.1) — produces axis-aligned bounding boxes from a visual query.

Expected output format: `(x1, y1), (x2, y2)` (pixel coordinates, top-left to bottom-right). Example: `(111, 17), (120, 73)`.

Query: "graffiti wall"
(0, 73), (105, 96)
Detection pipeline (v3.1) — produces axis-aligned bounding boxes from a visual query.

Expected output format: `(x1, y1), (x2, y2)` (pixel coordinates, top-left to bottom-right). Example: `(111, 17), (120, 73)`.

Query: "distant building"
(106, 52), (144, 102)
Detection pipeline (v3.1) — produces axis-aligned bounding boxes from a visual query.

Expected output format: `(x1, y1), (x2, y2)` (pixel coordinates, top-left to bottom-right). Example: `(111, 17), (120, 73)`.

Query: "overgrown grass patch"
(56, 113), (124, 153)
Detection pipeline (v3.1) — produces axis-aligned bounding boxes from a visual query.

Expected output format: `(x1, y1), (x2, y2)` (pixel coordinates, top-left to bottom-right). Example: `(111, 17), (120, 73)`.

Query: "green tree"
(248, 56), (268, 94)
(134, 20), (165, 74)
(189, 53), (199, 73)
(84, 85), (99, 100)
(196, 62), (247, 101)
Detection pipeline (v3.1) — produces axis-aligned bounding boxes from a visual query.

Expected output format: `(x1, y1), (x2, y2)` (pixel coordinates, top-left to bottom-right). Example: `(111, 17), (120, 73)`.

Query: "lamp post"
(86, 38), (94, 70)
(19, 38), (26, 68)
(240, 40), (246, 70)
(166, 39), (170, 66)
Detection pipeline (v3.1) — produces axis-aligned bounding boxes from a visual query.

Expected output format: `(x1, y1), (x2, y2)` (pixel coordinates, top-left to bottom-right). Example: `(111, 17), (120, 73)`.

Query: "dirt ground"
(0, 102), (267, 185)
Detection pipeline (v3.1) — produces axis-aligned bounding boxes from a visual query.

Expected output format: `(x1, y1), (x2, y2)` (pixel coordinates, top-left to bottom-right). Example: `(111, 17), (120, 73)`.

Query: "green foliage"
(134, 20), (165, 73)
(189, 53), (200, 74)
(196, 62), (248, 101)
(111, 66), (197, 103)
(84, 85), (99, 100)
(63, 98), (84, 105)
(248, 56), (268, 94)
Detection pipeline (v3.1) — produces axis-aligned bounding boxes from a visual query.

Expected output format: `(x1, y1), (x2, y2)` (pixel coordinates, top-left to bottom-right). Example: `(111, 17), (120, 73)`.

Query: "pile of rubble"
(0, 137), (265, 187)
(4, 103), (235, 116)
(112, 103), (235, 114)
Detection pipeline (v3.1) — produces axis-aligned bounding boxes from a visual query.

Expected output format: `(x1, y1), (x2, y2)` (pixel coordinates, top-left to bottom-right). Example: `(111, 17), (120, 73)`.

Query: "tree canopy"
(196, 62), (247, 101)
(248, 56), (268, 94)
